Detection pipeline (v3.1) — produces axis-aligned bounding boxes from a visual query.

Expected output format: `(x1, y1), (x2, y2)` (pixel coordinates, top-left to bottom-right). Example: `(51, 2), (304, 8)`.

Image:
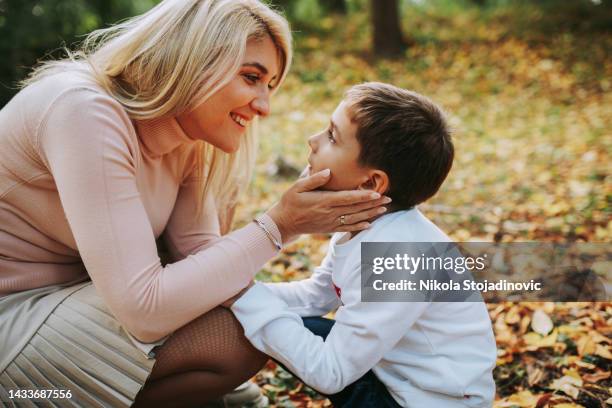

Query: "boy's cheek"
(321, 175), (351, 192)
(310, 163), (355, 190)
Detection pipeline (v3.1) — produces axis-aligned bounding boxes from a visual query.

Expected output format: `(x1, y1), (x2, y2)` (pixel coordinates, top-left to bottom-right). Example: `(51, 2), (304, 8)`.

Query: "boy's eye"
(327, 128), (336, 144)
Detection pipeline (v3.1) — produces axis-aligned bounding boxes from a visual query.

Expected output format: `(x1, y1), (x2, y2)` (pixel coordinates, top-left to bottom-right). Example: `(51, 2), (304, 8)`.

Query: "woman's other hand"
(266, 169), (391, 242)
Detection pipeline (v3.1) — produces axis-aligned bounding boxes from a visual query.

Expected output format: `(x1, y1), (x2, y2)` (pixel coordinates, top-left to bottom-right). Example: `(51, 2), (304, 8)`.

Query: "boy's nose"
(308, 133), (318, 151)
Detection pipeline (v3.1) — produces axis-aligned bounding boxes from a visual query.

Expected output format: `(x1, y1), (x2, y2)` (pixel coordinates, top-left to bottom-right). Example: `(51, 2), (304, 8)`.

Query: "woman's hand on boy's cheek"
(221, 281), (255, 308)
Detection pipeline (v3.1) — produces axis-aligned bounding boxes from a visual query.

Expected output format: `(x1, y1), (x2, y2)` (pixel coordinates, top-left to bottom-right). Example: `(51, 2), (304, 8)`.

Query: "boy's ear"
(359, 170), (389, 194)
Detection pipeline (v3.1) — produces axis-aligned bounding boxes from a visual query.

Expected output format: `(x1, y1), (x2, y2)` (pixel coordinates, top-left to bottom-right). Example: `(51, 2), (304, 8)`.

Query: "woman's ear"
(359, 170), (389, 195)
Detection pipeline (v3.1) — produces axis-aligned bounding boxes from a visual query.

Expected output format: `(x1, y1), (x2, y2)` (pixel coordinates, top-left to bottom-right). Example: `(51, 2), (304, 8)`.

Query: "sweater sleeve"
(232, 274), (429, 395)
(162, 152), (282, 260)
(38, 88), (279, 342)
(263, 246), (341, 316)
(162, 179), (223, 260)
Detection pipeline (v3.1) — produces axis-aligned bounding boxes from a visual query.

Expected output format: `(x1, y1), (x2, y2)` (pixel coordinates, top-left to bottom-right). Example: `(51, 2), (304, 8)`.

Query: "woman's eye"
(327, 129), (336, 144)
(243, 74), (259, 84)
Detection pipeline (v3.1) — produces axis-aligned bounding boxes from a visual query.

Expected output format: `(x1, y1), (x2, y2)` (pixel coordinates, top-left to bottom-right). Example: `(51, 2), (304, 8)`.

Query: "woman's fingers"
(267, 171), (392, 238)
(337, 205), (388, 226)
(335, 222), (372, 233)
(334, 196), (391, 215)
(294, 169), (331, 192)
(316, 189), (381, 208)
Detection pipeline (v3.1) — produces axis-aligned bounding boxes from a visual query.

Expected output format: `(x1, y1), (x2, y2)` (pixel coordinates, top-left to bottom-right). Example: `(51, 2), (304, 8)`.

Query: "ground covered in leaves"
(230, 2), (610, 406)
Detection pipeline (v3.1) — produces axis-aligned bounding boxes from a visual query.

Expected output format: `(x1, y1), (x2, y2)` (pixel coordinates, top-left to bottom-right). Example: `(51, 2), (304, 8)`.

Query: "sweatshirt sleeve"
(232, 274), (429, 395)
(263, 246), (341, 316)
(38, 88), (279, 342)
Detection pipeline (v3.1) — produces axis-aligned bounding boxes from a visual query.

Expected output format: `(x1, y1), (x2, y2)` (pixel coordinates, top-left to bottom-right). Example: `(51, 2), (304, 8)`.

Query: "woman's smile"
(230, 112), (249, 127)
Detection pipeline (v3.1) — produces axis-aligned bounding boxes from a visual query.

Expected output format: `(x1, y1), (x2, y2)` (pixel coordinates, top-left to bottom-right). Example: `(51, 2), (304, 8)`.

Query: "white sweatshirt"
(232, 209), (497, 407)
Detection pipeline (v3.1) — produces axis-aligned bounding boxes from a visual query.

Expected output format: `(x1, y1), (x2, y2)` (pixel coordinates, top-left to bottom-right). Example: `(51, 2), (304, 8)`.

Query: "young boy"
(229, 83), (497, 407)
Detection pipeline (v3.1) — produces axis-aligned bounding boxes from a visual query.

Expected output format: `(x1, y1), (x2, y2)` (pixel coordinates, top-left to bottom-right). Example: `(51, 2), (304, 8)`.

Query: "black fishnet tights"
(133, 307), (268, 408)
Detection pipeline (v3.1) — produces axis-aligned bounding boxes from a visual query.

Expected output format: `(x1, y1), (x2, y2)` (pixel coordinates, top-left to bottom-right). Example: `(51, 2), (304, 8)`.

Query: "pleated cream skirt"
(0, 284), (156, 407)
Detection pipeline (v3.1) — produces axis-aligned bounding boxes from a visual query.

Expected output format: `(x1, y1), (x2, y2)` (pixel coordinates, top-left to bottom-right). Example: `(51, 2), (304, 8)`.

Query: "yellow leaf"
(527, 366), (545, 387)
(522, 302), (542, 311)
(576, 335), (597, 356)
(454, 228), (471, 240)
(563, 369), (582, 381)
(571, 317), (594, 328)
(595, 344), (612, 360)
(554, 341), (567, 353)
(550, 375), (583, 388)
(507, 390), (539, 407)
(524, 329), (558, 349)
(505, 306), (521, 324)
(583, 370), (610, 383)
(549, 375), (583, 399)
(574, 359), (596, 370)
(520, 315), (531, 334)
(489, 304), (505, 320)
(566, 355), (579, 364)
(553, 404), (585, 408)
(542, 302), (555, 314)
(559, 384), (580, 399)
(495, 313), (515, 344)
(558, 324), (588, 335)
(493, 401), (520, 408)
(523, 332), (541, 346)
(532, 309), (553, 335)
(262, 384), (285, 393)
(588, 330), (612, 344)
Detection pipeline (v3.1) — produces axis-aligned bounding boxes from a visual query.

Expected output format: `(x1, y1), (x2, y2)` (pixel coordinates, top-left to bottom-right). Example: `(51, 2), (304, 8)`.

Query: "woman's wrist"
(254, 214), (283, 250)
(266, 205), (296, 243)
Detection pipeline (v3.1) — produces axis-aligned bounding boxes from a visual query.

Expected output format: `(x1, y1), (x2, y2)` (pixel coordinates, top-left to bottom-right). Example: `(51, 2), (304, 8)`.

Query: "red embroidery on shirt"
(333, 283), (342, 298)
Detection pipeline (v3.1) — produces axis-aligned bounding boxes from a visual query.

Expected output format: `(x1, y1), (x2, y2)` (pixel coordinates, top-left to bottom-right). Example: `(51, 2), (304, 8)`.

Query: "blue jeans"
(293, 317), (402, 408)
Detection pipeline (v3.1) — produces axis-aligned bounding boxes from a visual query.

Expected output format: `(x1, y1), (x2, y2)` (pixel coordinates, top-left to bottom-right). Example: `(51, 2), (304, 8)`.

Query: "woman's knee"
(149, 307), (267, 380)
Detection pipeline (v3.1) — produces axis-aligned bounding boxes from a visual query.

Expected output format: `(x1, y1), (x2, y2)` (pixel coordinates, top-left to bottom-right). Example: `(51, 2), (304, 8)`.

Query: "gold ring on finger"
(340, 215), (347, 225)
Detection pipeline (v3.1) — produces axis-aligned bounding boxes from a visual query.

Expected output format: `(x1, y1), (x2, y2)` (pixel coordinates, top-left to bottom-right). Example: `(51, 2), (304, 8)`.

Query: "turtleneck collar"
(134, 116), (197, 157)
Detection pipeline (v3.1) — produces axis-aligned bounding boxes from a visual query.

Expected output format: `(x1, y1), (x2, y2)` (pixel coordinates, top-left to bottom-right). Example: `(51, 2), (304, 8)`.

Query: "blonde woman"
(0, 0), (388, 406)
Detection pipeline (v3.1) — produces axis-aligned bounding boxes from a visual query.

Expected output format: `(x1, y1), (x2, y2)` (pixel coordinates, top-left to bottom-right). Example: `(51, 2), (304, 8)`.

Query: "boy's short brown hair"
(345, 82), (454, 209)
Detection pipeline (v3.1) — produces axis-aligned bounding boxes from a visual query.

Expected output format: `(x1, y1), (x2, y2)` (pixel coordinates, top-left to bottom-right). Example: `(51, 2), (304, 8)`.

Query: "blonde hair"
(21, 0), (292, 218)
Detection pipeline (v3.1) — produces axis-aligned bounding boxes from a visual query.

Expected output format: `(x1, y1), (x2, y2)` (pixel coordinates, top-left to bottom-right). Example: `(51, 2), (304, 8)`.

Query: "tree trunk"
(371, 0), (404, 57)
(327, 0), (347, 14)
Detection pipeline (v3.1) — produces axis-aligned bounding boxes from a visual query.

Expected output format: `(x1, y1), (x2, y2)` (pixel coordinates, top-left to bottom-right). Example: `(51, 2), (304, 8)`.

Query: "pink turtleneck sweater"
(0, 72), (280, 342)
